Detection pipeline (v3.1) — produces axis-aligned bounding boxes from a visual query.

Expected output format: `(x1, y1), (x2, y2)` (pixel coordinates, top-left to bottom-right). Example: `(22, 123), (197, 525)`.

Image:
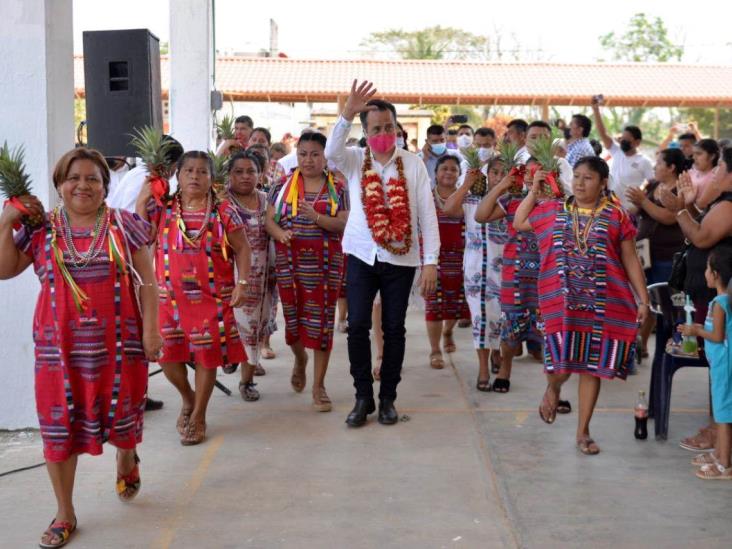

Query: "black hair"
(427, 124), (446, 136)
(235, 115), (253, 127)
(458, 124), (474, 134)
(571, 114), (592, 138)
(695, 138), (720, 166)
(476, 127), (496, 139)
(396, 122), (409, 150)
(708, 245), (732, 294)
(227, 150), (264, 174)
(507, 119), (528, 134)
(624, 125), (643, 142)
(435, 154), (462, 174)
(574, 155), (610, 181)
(358, 136), (368, 148)
(359, 99), (397, 129)
(247, 143), (271, 161)
(162, 135), (184, 165)
(678, 132), (697, 143)
(528, 120), (552, 132)
(297, 131), (327, 149)
(659, 148), (687, 175)
(721, 147), (732, 173)
(447, 129), (458, 136)
(718, 138), (732, 149)
(176, 150), (214, 178)
(589, 139), (603, 156)
(487, 155), (506, 171)
(251, 127), (272, 145)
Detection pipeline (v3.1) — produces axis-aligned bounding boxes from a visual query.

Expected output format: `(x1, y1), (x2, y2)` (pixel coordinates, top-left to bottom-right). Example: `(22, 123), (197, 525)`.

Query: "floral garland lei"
(361, 149), (412, 255)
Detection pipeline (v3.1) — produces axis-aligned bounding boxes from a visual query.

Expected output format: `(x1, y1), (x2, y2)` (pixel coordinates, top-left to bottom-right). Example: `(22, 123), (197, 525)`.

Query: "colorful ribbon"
(150, 176), (170, 208)
(4, 196), (32, 230)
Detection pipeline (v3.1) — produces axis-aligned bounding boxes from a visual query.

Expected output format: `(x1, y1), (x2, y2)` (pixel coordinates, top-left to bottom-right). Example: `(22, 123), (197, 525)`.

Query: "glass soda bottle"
(634, 390), (649, 440)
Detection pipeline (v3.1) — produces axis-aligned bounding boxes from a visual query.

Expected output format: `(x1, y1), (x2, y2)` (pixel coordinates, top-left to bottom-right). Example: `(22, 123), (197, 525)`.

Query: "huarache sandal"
(176, 407), (193, 436)
(312, 387), (333, 412)
(39, 518), (77, 548)
(116, 452), (141, 502)
(476, 377), (492, 392)
(696, 462), (732, 480)
(492, 378), (510, 393)
(239, 381), (260, 402)
(181, 420), (206, 446)
(290, 356), (307, 393)
(443, 332), (457, 353)
(430, 352), (445, 369)
(557, 400), (572, 414)
(577, 437), (601, 455)
(692, 452), (718, 467)
(539, 386), (558, 424)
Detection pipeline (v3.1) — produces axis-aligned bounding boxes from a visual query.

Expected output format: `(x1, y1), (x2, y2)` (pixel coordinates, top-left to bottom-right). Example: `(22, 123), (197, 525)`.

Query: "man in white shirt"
(325, 80), (440, 427)
(506, 119), (531, 164)
(591, 97), (654, 214)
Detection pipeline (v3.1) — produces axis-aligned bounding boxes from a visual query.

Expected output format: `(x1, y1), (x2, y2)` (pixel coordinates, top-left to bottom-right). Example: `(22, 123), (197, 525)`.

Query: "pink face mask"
(367, 134), (397, 154)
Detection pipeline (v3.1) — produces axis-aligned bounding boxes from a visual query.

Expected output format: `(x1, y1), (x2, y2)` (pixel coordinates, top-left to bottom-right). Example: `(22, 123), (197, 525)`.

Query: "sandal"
(254, 363), (266, 376)
(39, 518), (77, 548)
(492, 378), (510, 393)
(181, 420), (206, 446)
(312, 387), (333, 412)
(577, 437), (601, 455)
(116, 452), (141, 502)
(261, 346), (275, 360)
(430, 352), (445, 370)
(176, 407), (192, 436)
(476, 377), (492, 392)
(490, 351), (501, 375)
(221, 363), (239, 374)
(696, 462), (732, 480)
(443, 332), (456, 354)
(557, 400), (572, 414)
(692, 452), (718, 467)
(290, 356), (307, 393)
(239, 381), (260, 402)
(539, 386), (558, 424)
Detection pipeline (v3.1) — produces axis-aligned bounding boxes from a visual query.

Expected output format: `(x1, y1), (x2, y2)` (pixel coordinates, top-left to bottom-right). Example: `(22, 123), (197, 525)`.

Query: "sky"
(73, 0), (732, 64)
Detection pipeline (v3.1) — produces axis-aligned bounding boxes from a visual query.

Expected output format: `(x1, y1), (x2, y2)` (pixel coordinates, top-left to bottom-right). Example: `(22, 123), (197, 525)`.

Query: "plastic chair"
(647, 283), (708, 440)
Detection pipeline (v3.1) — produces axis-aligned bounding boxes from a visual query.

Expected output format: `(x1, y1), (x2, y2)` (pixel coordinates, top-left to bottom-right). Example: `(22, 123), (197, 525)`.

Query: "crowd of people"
(1, 81), (731, 547)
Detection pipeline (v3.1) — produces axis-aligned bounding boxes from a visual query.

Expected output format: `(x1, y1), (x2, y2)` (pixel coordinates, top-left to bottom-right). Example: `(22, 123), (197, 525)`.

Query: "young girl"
(514, 156), (649, 455)
(679, 246), (732, 479)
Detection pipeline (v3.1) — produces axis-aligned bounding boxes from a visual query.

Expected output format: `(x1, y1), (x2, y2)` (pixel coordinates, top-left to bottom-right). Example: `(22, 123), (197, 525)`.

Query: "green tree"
(599, 13), (683, 62)
(361, 26), (490, 60)
(678, 108), (732, 139)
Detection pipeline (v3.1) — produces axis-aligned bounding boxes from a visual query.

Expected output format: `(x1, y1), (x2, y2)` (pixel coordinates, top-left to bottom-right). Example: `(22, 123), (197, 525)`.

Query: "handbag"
(668, 241), (689, 292)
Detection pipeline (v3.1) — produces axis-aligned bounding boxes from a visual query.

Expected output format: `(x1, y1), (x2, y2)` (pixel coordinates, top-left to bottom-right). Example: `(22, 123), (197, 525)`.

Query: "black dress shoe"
(145, 397), (164, 411)
(345, 398), (376, 427)
(378, 399), (398, 425)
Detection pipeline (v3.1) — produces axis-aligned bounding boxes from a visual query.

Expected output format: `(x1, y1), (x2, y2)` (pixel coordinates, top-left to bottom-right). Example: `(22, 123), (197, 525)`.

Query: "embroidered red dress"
(529, 198), (639, 379)
(149, 197), (246, 368)
(15, 209), (150, 462)
(424, 193), (470, 321)
(269, 179), (348, 351)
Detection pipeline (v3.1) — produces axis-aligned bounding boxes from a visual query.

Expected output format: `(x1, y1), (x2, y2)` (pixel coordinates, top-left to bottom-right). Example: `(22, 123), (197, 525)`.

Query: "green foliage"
(216, 114), (236, 140)
(599, 13), (683, 62)
(679, 108), (732, 139)
(529, 136), (559, 173)
(129, 126), (175, 178)
(0, 142), (33, 198)
(361, 26), (490, 60)
(208, 150), (228, 195)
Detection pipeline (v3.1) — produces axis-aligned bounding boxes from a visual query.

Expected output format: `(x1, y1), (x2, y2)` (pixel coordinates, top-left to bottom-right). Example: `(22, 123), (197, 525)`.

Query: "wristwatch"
(237, 279), (248, 286)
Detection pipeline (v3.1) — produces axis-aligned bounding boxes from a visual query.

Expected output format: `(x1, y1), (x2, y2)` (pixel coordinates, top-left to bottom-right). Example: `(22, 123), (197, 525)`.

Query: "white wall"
(169, 0), (213, 151)
(0, 0), (75, 429)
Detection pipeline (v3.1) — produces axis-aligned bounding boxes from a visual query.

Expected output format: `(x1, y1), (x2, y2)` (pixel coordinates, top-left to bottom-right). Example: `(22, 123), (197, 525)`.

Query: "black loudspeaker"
(83, 29), (163, 157)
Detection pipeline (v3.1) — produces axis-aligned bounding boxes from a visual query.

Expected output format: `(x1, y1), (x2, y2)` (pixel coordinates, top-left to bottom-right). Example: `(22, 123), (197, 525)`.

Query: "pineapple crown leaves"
(527, 135), (560, 173)
(207, 150), (229, 185)
(216, 114), (236, 140)
(0, 141), (34, 199)
(496, 140), (521, 169)
(460, 146), (482, 170)
(128, 126), (175, 179)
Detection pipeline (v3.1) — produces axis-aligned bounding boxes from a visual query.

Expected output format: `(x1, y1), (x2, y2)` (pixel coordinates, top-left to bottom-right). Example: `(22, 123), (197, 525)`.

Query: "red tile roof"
(74, 56), (732, 107)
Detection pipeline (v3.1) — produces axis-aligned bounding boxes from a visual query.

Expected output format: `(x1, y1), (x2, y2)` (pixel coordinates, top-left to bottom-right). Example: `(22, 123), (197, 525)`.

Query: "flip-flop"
(492, 378), (510, 393)
(116, 452), (141, 502)
(557, 400), (572, 414)
(539, 386), (558, 424)
(577, 437), (600, 455)
(429, 352), (445, 369)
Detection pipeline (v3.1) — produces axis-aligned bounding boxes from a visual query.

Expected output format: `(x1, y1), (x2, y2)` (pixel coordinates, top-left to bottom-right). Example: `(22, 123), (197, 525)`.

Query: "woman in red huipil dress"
(424, 155), (469, 369)
(0, 147), (161, 547)
(137, 151), (251, 446)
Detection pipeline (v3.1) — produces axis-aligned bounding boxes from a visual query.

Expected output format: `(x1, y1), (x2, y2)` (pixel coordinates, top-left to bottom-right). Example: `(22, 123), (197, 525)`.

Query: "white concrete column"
(169, 0), (214, 151)
(0, 0), (75, 428)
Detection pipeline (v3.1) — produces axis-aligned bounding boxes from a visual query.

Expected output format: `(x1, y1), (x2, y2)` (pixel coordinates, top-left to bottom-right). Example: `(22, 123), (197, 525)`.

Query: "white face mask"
(396, 136), (405, 149)
(478, 147), (494, 162)
(457, 135), (473, 149)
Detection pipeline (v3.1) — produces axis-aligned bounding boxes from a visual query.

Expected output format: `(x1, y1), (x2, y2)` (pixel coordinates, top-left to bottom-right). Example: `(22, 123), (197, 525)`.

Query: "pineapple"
(216, 114), (242, 156)
(496, 140), (524, 194)
(0, 142), (42, 227)
(460, 146), (487, 196)
(129, 126), (175, 204)
(208, 150), (228, 197)
(529, 136), (563, 198)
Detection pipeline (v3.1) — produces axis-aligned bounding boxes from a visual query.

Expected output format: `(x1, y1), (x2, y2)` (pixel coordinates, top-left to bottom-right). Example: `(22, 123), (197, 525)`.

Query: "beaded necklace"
(570, 197), (603, 256)
(58, 206), (109, 268)
(175, 192), (212, 248)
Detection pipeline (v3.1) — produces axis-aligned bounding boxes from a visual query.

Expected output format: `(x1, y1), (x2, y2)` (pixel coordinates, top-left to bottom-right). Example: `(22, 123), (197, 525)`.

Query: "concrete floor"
(0, 308), (727, 549)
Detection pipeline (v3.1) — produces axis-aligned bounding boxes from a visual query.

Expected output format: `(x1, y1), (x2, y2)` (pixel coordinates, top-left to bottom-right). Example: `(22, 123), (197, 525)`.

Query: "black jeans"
(346, 255), (416, 402)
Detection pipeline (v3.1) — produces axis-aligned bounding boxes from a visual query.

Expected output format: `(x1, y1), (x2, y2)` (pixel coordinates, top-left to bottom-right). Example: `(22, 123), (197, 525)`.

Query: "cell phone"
(449, 114), (469, 124)
(592, 94), (604, 104)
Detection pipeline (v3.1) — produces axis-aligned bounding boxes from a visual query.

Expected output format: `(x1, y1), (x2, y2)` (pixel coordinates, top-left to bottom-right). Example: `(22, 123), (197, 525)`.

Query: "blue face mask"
(431, 143), (447, 156)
